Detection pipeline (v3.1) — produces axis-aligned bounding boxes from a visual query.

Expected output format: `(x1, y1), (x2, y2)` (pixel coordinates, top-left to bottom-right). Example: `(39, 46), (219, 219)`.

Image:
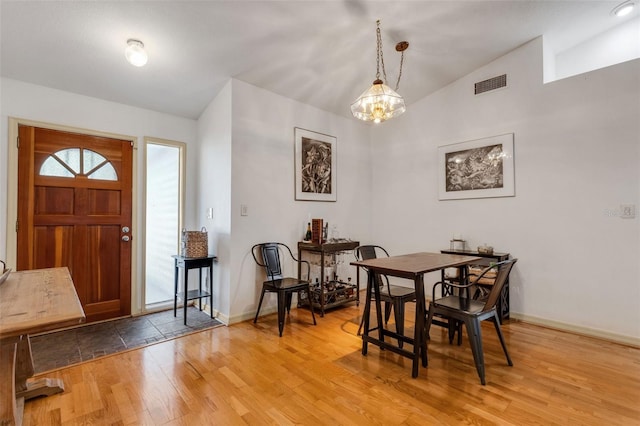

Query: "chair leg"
(277, 290), (286, 337)
(393, 299), (405, 348)
(425, 304), (434, 340)
(307, 286), (317, 325)
(384, 301), (392, 324)
(285, 292), (293, 314)
(254, 287), (267, 324)
(444, 319), (463, 346)
(464, 318), (486, 385)
(448, 320), (456, 344)
(492, 312), (513, 366)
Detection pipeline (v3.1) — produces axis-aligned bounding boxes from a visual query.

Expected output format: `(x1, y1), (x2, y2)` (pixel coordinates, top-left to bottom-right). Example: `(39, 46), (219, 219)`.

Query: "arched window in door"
(40, 148), (118, 181)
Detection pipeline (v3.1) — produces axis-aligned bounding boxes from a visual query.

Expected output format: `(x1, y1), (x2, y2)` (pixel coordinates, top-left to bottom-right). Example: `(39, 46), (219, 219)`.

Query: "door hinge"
(15, 220), (19, 232)
(16, 136), (20, 148)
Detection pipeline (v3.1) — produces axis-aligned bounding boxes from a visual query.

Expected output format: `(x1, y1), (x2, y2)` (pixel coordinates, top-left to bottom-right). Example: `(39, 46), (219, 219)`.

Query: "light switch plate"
(620, 204), (636, 219)
(240, 204), (248, 216)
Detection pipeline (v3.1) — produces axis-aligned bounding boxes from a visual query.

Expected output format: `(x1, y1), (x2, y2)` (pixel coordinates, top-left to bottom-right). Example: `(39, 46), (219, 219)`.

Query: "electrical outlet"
(620, 204), (636, 219)
(240, 204), (248, 216)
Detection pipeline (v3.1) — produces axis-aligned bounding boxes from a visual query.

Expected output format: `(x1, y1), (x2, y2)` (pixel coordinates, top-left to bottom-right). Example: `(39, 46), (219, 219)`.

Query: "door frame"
(142, 136), (186, 312)
(5, 117), (140, 314)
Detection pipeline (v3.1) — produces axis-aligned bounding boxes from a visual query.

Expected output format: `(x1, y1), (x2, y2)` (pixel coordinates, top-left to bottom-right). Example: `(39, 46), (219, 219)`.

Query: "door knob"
(122, 226), (130, 233)
(122, 235), (130, 242)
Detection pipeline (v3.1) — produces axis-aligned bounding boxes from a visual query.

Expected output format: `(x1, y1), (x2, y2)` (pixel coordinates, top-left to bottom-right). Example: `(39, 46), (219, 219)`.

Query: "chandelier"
(351, 20), (409, 124)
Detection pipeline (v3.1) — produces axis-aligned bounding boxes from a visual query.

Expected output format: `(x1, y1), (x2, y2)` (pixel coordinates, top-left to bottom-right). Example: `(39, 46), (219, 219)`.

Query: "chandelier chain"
(376, 20), (388, 84)
(395, 50), (404, 91)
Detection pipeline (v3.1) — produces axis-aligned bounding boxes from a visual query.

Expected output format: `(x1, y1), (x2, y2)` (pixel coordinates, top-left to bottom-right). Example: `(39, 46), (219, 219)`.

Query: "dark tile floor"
(30, 307), (223, 373)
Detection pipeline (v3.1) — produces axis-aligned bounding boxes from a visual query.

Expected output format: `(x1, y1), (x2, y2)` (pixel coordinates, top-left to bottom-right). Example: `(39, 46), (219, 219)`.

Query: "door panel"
(86, 224), (121, 303)
(17, 125), (133, 322)
(35, 186), (75, 214)
(33, 226), (75, 270)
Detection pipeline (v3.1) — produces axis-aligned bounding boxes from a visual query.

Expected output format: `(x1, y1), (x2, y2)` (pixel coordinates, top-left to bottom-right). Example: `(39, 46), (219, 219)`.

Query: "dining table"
(0, 267), (86, 425)
(351, 252), (482, 378)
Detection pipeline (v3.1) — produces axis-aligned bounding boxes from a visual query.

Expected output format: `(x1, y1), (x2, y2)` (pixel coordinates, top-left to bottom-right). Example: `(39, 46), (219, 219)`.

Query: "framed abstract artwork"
(294, 127), (337, 201)
(438, 133), (515, 200)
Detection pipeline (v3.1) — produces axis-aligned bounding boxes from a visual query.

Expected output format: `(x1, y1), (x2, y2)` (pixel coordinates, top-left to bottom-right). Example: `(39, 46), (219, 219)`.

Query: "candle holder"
(449, 238), (467, 251)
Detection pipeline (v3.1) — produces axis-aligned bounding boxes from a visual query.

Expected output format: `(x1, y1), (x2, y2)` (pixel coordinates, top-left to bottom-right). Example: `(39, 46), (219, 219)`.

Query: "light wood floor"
(22, 303), (640, 425)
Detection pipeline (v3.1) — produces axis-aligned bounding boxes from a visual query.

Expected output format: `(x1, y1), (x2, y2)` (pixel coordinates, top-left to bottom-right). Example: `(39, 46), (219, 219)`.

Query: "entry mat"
(30, 307), (223, 373)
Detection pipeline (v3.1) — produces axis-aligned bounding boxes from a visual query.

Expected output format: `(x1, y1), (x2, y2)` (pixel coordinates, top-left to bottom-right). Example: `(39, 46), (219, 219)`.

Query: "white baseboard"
(228, 306), (278, 325)
(511, 313), (640, 348)
(214, 311), (230, 325)
(206, 303), (294, 326)
(194, 302), (229, 326)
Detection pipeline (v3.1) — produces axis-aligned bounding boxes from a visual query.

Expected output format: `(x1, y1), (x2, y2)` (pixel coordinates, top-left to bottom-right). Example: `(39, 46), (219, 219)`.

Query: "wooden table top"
(351, 252), (482, 279)
(0, 267), (86, 339)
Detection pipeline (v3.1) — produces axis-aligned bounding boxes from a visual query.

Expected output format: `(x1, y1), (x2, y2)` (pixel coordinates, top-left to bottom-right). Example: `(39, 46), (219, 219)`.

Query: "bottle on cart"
(305, 223), (312, 241)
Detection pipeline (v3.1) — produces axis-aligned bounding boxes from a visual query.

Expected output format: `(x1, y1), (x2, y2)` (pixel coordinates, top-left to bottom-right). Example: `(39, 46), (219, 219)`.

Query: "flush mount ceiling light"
(351, 20), (409, 124)
(125, 39), (148, 67)
(612, 0), (635, 17)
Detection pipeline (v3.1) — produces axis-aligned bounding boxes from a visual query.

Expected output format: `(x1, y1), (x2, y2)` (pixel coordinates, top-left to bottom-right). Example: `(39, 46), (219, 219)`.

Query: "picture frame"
(294, 127), (337, 201)
(438, 133), (515, 200)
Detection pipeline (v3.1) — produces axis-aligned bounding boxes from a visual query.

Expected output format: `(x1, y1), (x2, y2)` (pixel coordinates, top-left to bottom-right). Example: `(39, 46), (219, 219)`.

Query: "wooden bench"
(0, 268), (85, 426)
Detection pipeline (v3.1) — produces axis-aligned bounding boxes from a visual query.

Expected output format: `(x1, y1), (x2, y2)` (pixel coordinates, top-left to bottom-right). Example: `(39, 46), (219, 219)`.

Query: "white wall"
(0, 78), (198, 313)
(196, 81), (233, 322)
(371, 38), (640, 344)
(224, 79), (372, 323)
(555, 16), (640, 81)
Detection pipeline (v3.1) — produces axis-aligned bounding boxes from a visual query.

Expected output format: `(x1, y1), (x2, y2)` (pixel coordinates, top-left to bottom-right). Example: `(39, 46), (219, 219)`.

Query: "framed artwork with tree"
(294, 127), (337, 201)
(438, 133), (515, 200)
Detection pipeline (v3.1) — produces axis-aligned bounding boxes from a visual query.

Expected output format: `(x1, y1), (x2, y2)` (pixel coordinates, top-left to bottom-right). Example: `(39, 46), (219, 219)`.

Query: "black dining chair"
(251, 242), (317, 337)
(354, 245), (416, 347)
(426, 259), (517, 385)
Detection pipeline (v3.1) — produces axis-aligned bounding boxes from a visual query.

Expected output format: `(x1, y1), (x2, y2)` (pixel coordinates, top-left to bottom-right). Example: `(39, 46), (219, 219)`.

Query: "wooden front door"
(16, 125), (133, 322)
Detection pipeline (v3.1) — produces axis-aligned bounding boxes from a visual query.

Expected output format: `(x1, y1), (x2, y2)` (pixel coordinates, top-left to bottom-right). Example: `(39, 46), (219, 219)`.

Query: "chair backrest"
(251, 242), (310, 282)
(354, 245), (389, 261)
(478, 259), (518, 311)
(252, 242), (286, 281)
(262, 243), (284, 281)
(354, 245), (389, 288)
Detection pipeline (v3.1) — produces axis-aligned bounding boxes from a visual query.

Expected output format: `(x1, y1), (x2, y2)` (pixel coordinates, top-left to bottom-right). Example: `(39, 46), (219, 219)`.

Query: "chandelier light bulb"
(612, 1), (635, 17)
(125, 39), (148, 67)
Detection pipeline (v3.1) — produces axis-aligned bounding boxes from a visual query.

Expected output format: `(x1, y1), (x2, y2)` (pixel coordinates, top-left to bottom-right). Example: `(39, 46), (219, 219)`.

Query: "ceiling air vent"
(474, 74), (507, 95)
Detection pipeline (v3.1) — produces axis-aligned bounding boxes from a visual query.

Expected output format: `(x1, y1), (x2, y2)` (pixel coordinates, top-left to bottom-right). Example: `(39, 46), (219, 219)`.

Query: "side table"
(172, 255), (217, 325)
(297, 240), (360, 316)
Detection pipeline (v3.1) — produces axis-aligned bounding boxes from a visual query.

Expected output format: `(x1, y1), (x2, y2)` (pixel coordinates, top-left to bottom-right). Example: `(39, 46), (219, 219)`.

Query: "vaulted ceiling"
(1, 1), (635, 120)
